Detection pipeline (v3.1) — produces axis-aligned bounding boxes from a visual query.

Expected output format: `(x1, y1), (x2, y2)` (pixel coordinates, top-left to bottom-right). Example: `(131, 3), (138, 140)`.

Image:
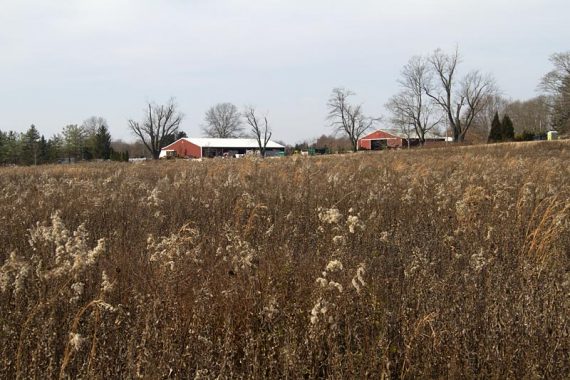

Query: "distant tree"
(91, 124), (112, 159)
(38, 136), (49, 164)
(540, 51), (570, 134)
(62, 124), (86, 161)
(386, 56), (441, 145)
(243, 106), (272, 157)
(21, 125), (41, 165)
(82, 116), (107, 136)
(128, 99), (183, 159)
(82, 116), (109, 158)
(505, 96), (550, 135)
(327, 88), (377, 152)
(488, 112), (503, 143)
(425, 48), (498, 142)
(161, 130), (188, 147)
(314, 134), (352, 153)
(501, 115), (515, 141)
(47, 134), (63, 163)
(203, 103), (243, 138)
(1, 131), (21, 165)
(0, 130), (7, 164)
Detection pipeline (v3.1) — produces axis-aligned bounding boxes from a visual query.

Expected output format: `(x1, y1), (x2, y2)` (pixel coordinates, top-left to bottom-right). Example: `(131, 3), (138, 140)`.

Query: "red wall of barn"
(358, 130), (403, 149)
(163, 139), (201, 158)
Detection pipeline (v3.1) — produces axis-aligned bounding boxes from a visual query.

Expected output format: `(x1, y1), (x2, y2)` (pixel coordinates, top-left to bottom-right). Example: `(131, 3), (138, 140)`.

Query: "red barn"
(358, 129), (448, 150)
(159, 138), (286, 159)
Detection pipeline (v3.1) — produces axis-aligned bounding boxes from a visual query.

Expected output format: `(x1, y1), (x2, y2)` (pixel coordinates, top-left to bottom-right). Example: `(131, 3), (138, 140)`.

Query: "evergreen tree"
(38, 136), (49, 164)
(2, 131), (22, 164)
(47, 134), (63, 163)
(93, 124), (112, 159)
(161, 130), (187, 147)
(501, 115), (515, 141)
(0, 130), (6, 164)
(62, 124), (86, 161)
(488, 112), (503, 143)
(21, 125), (41, 165)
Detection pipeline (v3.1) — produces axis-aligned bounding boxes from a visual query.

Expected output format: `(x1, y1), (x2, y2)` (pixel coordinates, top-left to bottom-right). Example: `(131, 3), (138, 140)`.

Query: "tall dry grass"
(1, 140), (569, 378)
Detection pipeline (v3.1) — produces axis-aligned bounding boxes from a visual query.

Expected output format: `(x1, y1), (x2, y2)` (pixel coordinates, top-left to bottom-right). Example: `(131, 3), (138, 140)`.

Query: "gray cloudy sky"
(1, 0), (568, 144)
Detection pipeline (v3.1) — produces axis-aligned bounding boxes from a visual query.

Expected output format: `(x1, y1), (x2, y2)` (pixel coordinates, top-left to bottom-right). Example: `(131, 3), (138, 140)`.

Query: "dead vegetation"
(1, 141), (569, 379)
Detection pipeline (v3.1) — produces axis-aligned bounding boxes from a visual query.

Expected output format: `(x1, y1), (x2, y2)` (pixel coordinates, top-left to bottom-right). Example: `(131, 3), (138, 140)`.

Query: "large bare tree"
(202, 103), (243, 138)
(128, 98), (183, 159)
(540, 51), (570, 133)
(327, 88), (377, 152)
(243, 106), (272, 157)
(425, 48), (498, 142)
(386, 56), (441, 145)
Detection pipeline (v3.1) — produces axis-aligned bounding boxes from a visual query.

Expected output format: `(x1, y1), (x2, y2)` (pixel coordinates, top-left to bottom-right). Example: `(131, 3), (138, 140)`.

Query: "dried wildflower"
(470, 249), (487, 272)
(70, 282), (84, 303)
(332, 235), (346, 245)
(346, 215), (363, 233)
(352, 263), (366, 293)
(316, 277), (328, 287)
(325, 260), (343, 272)
(97, 301), (116, 312)
(318, 207), (342, 224)
(0, 252), (30, 295)
(262, 297), (279, 321)
(146, 186), (162, 207)
(69, 332), (85, 351)
(101, 271), (113, 294)
(148, 225), (201, 270)
(328, 281), (343, 293)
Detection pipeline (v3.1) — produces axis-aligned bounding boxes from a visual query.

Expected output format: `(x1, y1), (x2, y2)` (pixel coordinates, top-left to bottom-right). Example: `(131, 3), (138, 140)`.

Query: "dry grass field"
(1, 141), (569, 379)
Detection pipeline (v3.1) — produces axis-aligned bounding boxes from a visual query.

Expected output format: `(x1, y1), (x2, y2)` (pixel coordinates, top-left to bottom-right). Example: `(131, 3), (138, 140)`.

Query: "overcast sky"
(1, 0), (568, 144)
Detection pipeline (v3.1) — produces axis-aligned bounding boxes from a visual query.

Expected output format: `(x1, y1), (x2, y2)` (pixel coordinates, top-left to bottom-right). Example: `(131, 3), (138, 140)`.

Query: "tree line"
(0, 118), (116, 166)
(383, 48), (569, 145)
(0, 118), (161, 166)
(2, 49), (568, 164)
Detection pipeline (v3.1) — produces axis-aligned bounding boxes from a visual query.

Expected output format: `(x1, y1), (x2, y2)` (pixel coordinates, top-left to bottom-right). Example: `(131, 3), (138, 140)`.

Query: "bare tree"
(540, 52), (570, 94)
(505, 96), (550, 135)
(540, 51), (570, 133)
(81, 116), (108, 137)
(425, 48), (498, 142)
(386, 56), (442, 146)
(327, 88), (377, 152)
(128, 99), (183, 159)
(243, 106), (272, 157)
(202, 103), (243, 138)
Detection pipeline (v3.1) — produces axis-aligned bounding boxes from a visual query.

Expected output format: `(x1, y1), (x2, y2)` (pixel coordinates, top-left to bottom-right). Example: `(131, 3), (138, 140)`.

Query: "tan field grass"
(1, 141), (569, 378)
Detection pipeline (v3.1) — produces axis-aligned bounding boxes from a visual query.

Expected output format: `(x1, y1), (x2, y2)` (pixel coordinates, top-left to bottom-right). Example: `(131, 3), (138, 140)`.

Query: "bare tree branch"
(425, 47), (497, 142)
(202, 103), (243, 138)
(128, 98), (183, 159)
(327, 88), (378, 152)
(243, 106), (272, 157)
(387, 56), (442, 145)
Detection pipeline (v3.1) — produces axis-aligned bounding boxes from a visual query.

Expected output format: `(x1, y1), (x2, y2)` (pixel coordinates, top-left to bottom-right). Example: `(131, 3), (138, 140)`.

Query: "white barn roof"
(381, 129), (447, 140)
(181, 138), (285, 149)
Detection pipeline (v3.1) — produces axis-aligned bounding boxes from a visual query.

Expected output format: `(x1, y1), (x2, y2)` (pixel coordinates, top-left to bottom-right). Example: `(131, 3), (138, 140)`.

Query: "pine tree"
(22, 125), (41, 165)
(488, 112), (502, 143)
(38, 136), (49, 164)
(502, 115), (515, 141)
(93, 125), (112, 159)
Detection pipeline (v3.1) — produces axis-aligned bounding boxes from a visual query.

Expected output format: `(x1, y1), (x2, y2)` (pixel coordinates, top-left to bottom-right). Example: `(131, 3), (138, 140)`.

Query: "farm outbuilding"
(159, 138), (286, 159)
(358, 129), (449, 150)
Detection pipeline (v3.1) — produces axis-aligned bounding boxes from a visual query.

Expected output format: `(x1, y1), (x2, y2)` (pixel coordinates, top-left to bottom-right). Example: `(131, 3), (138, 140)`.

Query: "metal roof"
(180, 138), (285, 149)
(363, 129), (447, 140)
